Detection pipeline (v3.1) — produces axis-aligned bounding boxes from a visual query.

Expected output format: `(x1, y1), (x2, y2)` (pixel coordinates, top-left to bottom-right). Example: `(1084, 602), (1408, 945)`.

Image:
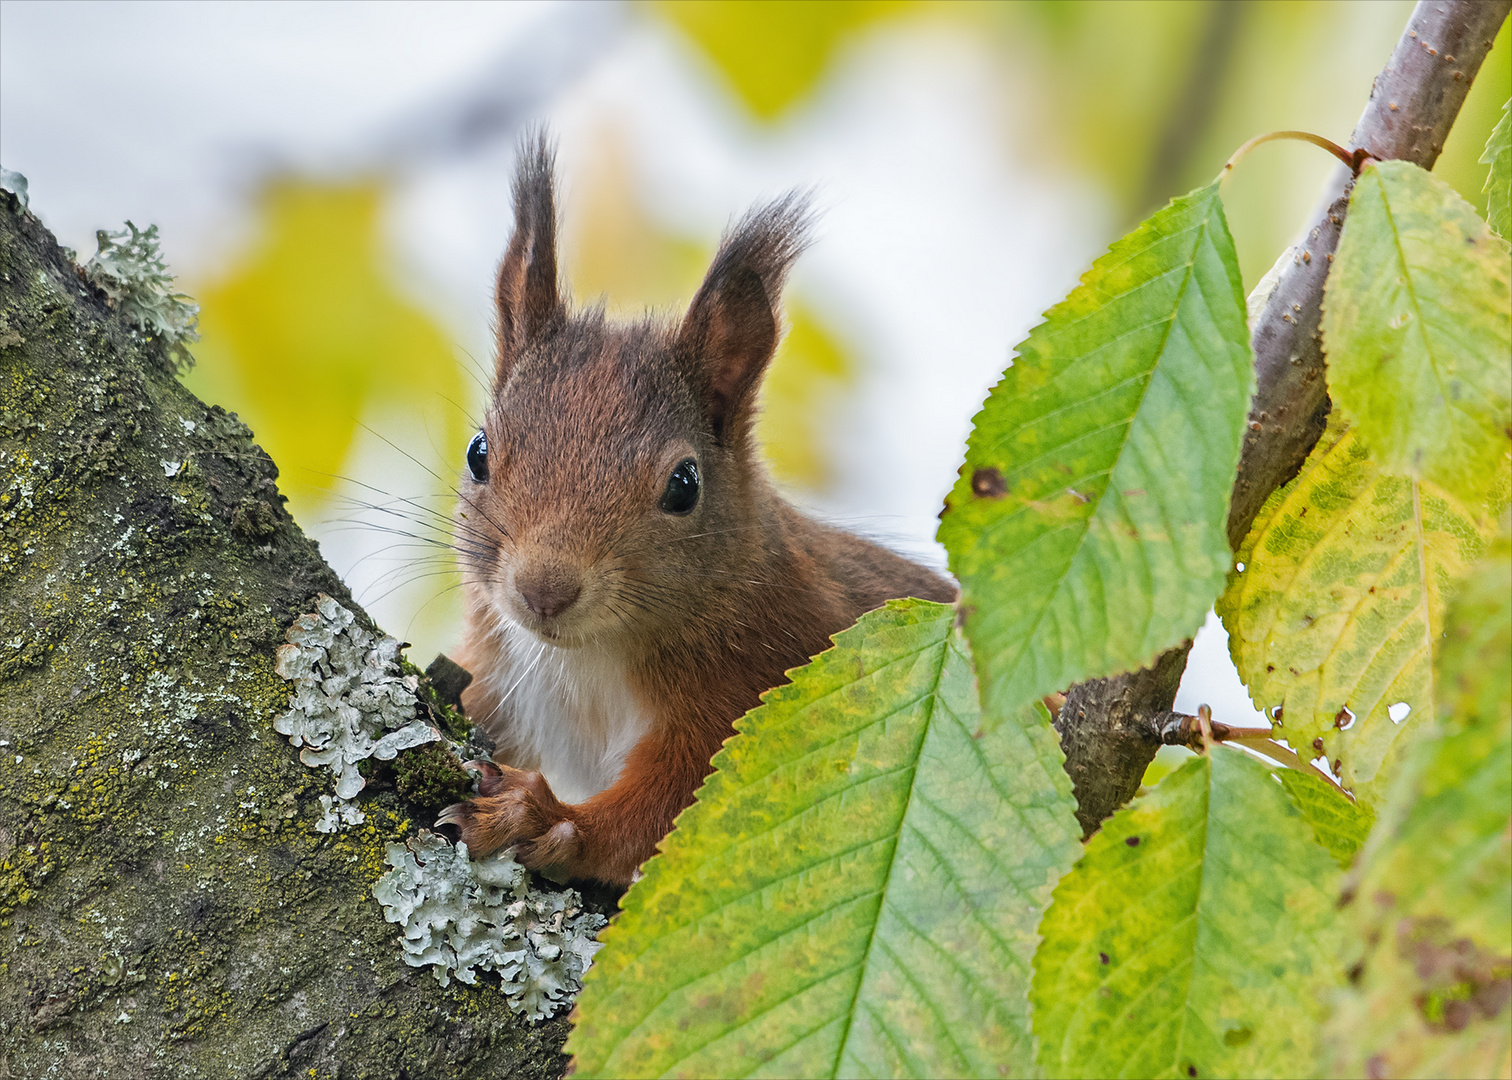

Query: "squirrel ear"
(495, 132), (565, 382)
(679, 193), (813, 441)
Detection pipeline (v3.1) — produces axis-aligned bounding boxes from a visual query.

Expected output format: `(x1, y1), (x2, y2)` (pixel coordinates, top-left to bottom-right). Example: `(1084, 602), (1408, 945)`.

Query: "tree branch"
(1229, 0), (1511, 545)
(1055, 0), (1511, 837)
(0, 195), (575, 1077)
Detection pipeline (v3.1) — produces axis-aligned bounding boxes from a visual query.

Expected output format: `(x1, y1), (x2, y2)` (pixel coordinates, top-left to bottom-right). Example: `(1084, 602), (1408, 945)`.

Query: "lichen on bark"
(0, 191), (574, 1079)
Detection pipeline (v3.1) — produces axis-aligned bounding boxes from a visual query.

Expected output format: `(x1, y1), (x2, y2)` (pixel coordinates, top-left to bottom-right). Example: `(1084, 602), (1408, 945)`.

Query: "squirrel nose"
(516, 566), (582, 619)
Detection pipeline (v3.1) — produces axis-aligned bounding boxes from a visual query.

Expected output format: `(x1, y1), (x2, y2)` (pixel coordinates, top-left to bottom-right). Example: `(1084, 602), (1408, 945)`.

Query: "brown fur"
(442, 134), (956, 886)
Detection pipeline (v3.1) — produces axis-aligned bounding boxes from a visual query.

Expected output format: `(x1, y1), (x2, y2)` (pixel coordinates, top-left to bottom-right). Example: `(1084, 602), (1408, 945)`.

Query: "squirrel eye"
(466, 431), (489, 483)
(660, 458), (699, 515)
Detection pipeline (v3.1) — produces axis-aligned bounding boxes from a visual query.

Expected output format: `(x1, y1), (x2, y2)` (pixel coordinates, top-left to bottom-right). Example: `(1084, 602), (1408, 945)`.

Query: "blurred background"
(3, 0), (1507, 732)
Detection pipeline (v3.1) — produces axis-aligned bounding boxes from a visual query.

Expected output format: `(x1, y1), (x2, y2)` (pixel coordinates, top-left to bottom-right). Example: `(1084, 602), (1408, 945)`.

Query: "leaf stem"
(1162, 708), (1350, 795)
(1219, 130), (1374, 181)
(1224, 736), (1354, 798)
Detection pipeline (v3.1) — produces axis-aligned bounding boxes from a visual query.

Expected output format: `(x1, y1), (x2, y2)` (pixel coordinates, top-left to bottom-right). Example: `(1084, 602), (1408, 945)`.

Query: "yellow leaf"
(755, 303), (852, 491)
(183, 180), (469, 521)
(1218, 421), (1505, 801)
(654, 0), (917, 119)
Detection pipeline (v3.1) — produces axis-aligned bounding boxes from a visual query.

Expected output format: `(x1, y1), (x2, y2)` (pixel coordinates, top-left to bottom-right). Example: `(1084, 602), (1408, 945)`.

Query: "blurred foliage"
(566, 135), (710, 311)
(757, 308), (851, 490)
(565, 133), (853, 491)
(654, 0), (918, 119)
(1008, 1), (1507, 280)
(998, 0), (1220, 214)
(655, 0), (1509, 290)
(183, 181), (470, 522)
(178, 2), (1508, 518)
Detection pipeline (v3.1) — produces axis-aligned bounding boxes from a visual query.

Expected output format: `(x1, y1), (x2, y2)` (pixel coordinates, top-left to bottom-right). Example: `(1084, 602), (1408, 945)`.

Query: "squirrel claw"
(435, 768), (578, 872)
(462, 758), (504, 795)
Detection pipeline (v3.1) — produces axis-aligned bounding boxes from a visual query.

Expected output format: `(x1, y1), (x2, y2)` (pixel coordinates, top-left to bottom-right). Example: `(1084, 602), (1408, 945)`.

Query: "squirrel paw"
(436, 767), (581, 873)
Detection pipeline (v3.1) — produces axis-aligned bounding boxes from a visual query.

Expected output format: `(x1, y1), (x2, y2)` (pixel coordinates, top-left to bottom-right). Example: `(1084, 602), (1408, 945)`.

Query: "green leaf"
(1438, 525), (1512, 740)
(938, 182), (1252, 711)
(1377, 531), (1512, 952)
(566, 600), (1083, 1079)
(1322, 159), (1512, 505)
(1482, 97), (1512, 239)
(1275, 769), (1373, 868)
(1217, 421), (1502, 801)
(1326, 531), (1511, 1078)
(1031, 746), (1345, 1080)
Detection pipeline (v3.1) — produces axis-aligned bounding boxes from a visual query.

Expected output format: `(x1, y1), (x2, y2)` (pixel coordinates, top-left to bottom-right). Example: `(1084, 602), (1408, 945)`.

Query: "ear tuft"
(495, 130), (565, 381)
(679, 192), (815, 441)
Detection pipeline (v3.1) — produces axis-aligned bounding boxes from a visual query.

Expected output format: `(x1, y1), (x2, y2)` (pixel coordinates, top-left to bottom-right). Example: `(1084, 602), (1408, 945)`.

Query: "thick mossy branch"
(0, 192), (571, 1079)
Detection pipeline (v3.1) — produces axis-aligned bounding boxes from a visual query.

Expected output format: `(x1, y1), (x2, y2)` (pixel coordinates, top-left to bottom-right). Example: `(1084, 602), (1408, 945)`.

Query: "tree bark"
(1055, 0), (1511, 836)
(0, 197), (571, 1077)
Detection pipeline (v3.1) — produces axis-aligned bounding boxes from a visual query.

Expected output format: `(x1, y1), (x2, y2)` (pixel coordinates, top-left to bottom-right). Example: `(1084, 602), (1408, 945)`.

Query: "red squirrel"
(438, 135), (956, 885)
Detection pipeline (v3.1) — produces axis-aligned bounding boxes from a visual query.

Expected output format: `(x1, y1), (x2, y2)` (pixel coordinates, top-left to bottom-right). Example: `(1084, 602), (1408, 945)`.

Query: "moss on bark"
(0, 192), (571, 1079)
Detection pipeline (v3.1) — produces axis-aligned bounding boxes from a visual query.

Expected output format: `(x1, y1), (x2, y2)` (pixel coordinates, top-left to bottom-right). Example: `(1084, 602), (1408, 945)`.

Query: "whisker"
(454, 344), (495, 400)
(350, 421), (515, 542)
(330, 476), (501, 544)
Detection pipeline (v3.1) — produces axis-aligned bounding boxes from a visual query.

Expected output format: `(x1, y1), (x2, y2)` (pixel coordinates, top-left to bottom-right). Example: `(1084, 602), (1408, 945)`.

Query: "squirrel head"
(457, 133), (813, 651)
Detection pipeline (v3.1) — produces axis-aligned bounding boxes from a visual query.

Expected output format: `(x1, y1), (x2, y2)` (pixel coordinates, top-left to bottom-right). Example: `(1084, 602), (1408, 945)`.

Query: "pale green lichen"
(272, 593), (439, 815)
(83, 220), (199, 367)
(373, 831), (606, 1021)
(0, 167), (26, 211)
(273, 595), (607, 1024)
(316, 792), (368, 831)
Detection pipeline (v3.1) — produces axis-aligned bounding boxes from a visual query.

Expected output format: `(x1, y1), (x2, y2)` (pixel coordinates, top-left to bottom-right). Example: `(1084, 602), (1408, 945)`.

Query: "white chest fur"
(476, 623), (651, 805)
